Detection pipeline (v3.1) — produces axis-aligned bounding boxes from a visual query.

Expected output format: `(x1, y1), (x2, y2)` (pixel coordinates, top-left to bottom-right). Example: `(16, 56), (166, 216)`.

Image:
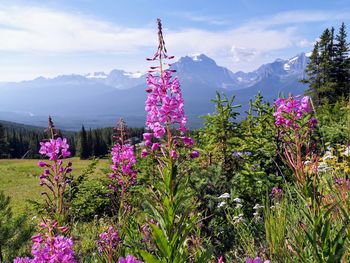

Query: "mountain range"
(0, 53), (310, 130)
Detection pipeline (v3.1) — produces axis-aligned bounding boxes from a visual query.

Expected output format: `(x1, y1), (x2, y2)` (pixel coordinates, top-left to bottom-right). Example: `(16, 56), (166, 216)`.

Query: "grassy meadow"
(0, 158), (109, 215)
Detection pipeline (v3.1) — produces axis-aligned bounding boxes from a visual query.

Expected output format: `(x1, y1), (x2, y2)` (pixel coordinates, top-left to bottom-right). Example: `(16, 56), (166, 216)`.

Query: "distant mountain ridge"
(0, 53), (310, 130)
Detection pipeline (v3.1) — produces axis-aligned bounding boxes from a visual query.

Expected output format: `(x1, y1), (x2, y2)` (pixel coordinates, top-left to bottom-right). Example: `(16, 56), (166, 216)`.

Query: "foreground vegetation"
(1, 20), (350, 263)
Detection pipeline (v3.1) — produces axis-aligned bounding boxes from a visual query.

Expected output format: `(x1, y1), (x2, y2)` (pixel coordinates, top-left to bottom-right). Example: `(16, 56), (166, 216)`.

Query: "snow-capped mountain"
(0, 53), (309, 129)
(84, 69), (145, 90)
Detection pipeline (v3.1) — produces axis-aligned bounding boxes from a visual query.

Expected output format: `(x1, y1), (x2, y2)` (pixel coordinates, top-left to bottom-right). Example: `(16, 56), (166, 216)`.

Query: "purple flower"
(39, 137), (70, 161)
(15, 220), (77, 262)
(309, 117), (317, 128)
(246, 257), (270, 263)
(118, 255), (143, 263)
(170, 150), (177, 159)
(97, 226), (120, 253)
(271, 187), (283, 199)
(143, 133), (153, 141)
(151, 143), (160, 151)
(110, 143), (137, 191)
(141, 149), (148, 158)
(37, 161), (47, 167)
(14, 257), (32, 263)
(38, 137), (73, 191)
(190, 150), (200, 158)
(182, 137), (194, 147)
(145, 140), (152, 147)
(273, 95), (314, 130)
(144, 24), (188, 141)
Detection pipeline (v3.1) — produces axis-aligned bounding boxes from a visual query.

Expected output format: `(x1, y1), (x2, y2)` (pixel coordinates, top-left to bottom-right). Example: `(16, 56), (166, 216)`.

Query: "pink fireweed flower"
(271, 187), (283, 200)
(170, 150), (177, 159)
(151, 142), (160, 151)
(182, 136), (194, 147)
(118, 255), (143, 263)
(14, 257), (32, 263)
(31, 235), (76, 262)
(273, 95), (314, 130)
(143, 19), (195, 158)
(15, 221), (76, 263)
(145, 70), (186, 136)
(39, 137), (70, 161)
(110, 143), (137, 191)
(97, 226), (120, 254)
(38, 136), (73, 215)
(246, 257), (270, 263)
(141, 149), (148, 158)
(190, 150), (200, 159)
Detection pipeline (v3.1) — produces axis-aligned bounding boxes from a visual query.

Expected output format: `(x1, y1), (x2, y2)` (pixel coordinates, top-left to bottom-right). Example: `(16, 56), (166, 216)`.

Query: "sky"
(0, 0), (349, 81)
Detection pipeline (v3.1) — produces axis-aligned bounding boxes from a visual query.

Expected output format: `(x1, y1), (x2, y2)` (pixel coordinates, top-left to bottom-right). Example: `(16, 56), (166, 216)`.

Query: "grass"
(0, 157), (109, 215)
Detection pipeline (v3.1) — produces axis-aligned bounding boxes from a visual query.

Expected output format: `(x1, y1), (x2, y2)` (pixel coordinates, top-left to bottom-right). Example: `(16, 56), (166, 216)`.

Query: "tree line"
(0, 122), (144, 159)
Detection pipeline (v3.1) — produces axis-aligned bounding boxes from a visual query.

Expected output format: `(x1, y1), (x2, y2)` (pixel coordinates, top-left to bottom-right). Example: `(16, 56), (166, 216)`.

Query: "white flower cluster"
(233, 214), (244, 224)
(253, 203), (263, 217)
(217, 192), (230, 208)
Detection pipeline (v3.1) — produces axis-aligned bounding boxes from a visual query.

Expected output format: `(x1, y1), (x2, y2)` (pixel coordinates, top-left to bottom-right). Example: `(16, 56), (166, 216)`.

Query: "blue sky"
(0, 0), (349, 81)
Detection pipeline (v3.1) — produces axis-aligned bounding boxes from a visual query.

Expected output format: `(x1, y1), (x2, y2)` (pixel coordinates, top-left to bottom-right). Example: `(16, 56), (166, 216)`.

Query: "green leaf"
(150, 224), (171, 258)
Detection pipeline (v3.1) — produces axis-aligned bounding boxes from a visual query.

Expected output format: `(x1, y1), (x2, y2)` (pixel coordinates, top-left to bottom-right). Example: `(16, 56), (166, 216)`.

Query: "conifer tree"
(87, 128), (93, 158)
(318, 28), (336, 102)
(304, 42), (322, 104)
(0, 124), (9, 158)
(304, 24), (350, 104)
(334, 22), (349, 97)
(79, 125), (89, 160)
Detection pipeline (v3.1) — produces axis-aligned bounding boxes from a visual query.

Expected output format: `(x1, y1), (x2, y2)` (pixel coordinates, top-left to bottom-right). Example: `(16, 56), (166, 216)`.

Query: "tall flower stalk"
(15, 117), (77, 262)
(273, 95), (319, 196)
(139, 19), (204, 263)
(38, 116), (73, 223)
(99, 118), (138, 261)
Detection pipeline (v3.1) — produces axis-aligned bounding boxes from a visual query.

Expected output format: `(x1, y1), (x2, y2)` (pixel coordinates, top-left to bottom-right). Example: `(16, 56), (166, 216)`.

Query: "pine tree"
(304, 42), (322, 104)
(318, 28), (337, 102)
(334, 22), (349, 98)
(304, 24), (350, 104)
(0, 124), (9, 158)
(87, 129), (93, 158)
(79, 125), (89, 160)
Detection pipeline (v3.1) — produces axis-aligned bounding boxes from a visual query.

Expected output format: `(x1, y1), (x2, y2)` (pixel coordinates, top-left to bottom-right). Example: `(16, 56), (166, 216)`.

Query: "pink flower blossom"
(14, 257), (32, 263)
(97, 226), (120, 253)
(190, 150), (200, 158)
(141, 149), (148, 158)
(151, 142), (160, 151)
(15, 222), (76, 263)
(170, 150), (177, 159)
(110, 143), (137, 191)
(39, 138), (70, 161)
(144, 31), (187, 139)
(182, 137), (194, 147)
(218, 256), (224, 263)
(143, 133), (153, 141)
(118, 255), (143, 263)
(246, 257), (270, 263)
(273, 95), (314, 130)
(38, 137), (73, 194)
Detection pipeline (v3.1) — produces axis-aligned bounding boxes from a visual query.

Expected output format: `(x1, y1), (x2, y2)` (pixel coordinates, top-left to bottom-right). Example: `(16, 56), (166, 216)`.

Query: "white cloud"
(0, 6), (155, 52)
(0, 6), (348, 80)
(230, 46), (259, 62)
(296, 39), (315, 48)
